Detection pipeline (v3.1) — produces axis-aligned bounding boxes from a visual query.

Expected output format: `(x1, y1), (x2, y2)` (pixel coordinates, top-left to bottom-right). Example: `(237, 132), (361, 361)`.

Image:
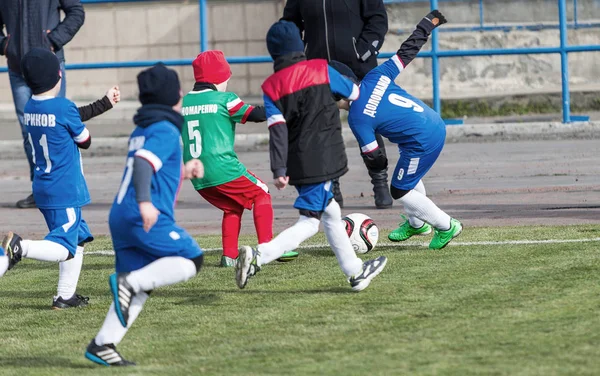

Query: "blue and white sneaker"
(236, 245), (260, 289)
(109, 273), (136, 328)
(348, 256), (388, 292)
(85, 340), (135, 367)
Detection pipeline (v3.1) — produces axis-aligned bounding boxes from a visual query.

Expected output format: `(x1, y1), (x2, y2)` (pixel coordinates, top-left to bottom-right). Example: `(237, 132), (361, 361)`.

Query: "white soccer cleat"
(236, 245), (260, 289)
(348, 256), (388, 292)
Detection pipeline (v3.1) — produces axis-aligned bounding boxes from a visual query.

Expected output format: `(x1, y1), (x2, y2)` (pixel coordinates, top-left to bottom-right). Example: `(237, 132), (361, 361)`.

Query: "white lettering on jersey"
(363, 75), (391, 118)
(128, 136), (146, 152)
(24, 113), (56, 127)
(181, 104), (218, 116)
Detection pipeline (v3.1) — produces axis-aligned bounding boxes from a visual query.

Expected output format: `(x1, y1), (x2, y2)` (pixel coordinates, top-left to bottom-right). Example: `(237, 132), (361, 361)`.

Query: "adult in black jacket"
(0, 0), (85, 209)
(283, 0), (387, 79)
(282, 0), (393, 209)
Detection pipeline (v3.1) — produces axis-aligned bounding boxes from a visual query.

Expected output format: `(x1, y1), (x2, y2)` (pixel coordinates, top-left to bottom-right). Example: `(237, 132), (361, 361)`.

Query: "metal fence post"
(200, 0), (208, 52)
(559, 0), (571, 123)
(430, 0), (441, 114)
(479, 0), (484, 29)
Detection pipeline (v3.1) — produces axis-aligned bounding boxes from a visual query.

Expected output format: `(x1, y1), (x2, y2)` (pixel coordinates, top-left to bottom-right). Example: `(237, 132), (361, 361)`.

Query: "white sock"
(257, 216), (320, 266)
(56, 246), (84, 300)
(95, 291), (149, 346)
(408, 180), (426, 228)
(399, 190), (451, 231)
(21, 240), (70, 262)
(125, 257), (197, 293)
(322, 200), (363, 277)
(0, 255), (8, 277)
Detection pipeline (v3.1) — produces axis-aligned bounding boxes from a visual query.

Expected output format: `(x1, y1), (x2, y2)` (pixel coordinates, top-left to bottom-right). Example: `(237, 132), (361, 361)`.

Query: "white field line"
(87, 237), (600, 256)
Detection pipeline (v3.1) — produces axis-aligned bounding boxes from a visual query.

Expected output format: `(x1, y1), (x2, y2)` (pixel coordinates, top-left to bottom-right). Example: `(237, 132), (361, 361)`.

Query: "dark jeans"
(9, 62), (66, 182)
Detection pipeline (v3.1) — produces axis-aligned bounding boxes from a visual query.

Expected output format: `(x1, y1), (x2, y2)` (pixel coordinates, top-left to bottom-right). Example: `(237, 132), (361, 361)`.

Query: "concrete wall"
(0, 0), (599, 102)
(0, 0), (285, 101)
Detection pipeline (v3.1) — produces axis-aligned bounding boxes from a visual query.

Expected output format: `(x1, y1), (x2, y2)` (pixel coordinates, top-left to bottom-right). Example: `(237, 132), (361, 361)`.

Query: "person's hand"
(184, 159), (204, 179)
(418, 10), (447, 34)
(274, 176), (289, 190)
(425, 10), (447, 27)
(46, 30), (54, 52)
(106, 86), (120, 106)
(139, 201), (160, 232)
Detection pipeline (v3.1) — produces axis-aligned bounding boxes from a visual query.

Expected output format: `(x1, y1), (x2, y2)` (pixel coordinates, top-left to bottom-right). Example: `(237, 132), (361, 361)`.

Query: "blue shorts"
(40, 207), (94, 256)
(391, 141), (445, 191)
(294, 181), (334, 212)
(110, 217), (203, 273)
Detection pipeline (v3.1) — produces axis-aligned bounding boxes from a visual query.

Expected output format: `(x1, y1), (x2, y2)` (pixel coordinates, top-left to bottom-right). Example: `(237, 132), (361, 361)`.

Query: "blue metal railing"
(1, 0), (598, 123)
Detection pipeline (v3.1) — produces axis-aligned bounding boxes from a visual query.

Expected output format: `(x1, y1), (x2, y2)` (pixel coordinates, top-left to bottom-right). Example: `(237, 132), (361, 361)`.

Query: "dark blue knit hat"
(266, 21), (305, 60)
(20, 48), (61, 95)
(329, 61), (359, 84)
(137, 63), (181, 106)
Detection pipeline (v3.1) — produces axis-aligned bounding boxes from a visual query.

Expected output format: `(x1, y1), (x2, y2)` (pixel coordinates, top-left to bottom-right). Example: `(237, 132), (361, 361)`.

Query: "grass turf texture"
(1, 225), (600, 375)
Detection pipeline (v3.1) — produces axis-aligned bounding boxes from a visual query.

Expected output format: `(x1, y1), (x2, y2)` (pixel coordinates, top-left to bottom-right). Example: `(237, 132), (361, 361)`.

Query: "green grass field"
(1, 225), (600, 376)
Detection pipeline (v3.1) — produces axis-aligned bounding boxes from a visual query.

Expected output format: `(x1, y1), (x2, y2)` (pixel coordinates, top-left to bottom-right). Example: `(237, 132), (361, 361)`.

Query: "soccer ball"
(342, 213), (379, 254)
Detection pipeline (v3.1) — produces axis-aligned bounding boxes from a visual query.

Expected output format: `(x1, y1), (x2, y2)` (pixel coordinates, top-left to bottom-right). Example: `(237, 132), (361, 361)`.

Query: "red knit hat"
(192, 50), (232, 84)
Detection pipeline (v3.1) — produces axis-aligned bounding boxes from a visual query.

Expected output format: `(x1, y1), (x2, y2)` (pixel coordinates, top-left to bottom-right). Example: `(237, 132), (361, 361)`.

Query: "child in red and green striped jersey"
(181, 51), (298, 267)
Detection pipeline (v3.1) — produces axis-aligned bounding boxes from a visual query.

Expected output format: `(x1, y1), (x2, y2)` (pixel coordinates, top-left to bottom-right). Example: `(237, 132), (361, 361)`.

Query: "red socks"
(220, 193), (273, 259)
(253, 194), (273, 244)
(222, 211), (242, 259)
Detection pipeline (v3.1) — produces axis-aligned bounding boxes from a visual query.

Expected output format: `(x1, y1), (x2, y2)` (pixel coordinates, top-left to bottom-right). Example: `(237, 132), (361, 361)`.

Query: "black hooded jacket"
(262, 52), (348, 185)
(282, 0), (388, 79)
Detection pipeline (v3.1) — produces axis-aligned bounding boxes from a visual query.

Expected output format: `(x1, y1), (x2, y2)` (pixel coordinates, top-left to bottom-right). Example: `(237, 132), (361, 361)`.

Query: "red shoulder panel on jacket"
(262, 59), (329, 101)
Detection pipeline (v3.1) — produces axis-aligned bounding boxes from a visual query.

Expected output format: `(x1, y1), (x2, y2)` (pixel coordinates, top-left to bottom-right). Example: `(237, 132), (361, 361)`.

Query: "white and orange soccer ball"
(342, 213), (379, 254)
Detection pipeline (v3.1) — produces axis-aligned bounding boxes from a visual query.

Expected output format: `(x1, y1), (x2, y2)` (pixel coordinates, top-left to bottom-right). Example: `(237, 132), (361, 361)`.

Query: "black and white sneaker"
(236, 245), (261, 289)
(1, 232), (23, 271)
(109, 273), (136, 328)
(85, 340), (135, 367)
(349, 256), (388, 292)
(52, 293), (90, 310)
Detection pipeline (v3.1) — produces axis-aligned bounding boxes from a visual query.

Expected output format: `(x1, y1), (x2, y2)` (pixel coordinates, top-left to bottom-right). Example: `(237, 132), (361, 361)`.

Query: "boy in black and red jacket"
(236, 21), (387, 292)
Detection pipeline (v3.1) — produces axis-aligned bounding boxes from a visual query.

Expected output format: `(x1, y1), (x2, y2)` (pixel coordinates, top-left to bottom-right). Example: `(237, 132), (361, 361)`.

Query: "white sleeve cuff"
(135, 149), (163, 172)
(392, 54), (405, 73)
(73, 128), (90, 143)
(267, 114), (286, 127)
(361, 140), (379, 153)
(348, 84), (360, 101)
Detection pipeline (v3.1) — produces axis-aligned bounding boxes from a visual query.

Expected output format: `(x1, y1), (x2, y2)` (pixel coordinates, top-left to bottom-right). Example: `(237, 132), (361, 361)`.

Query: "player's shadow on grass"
(0, 288), (108, 299)
(0, 357), (92, 369)
(9, 263), (110, 271)
(166, 287), (350, 302)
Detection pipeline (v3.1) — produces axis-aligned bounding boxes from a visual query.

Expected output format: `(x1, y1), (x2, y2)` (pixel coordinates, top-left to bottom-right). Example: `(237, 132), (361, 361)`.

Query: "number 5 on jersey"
(187, 120), (202, 158)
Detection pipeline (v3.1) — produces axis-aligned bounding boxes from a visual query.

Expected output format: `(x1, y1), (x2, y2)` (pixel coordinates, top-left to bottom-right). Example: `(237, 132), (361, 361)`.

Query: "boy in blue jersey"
(84, 64), (205, 367)
(236, 21), (387, 292)
(336, 10), (462, 250)
(1, 48), (95, 309)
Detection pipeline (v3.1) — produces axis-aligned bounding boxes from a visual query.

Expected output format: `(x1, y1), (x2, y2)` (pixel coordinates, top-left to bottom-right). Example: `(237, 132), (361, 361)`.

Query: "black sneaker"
(52, 293), (90, 310)
(16, 194), (36, 209)
(1, 232), (23, 270)
(109, 273), (136, 328)
(349, 256), (388, 292)
(85, 340), (135, 367)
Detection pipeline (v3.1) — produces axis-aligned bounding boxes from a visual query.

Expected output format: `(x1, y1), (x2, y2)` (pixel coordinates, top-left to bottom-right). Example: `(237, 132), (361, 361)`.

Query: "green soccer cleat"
(429, 218), (463, 250)
(388, 218), (432, 242)
(276, 250), (299, 263)
(220, 256), (237, 268)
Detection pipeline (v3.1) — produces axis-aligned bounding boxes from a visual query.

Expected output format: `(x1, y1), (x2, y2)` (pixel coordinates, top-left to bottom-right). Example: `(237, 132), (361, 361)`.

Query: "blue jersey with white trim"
(111, 121), (182, 225)
(24, 96), (91, 209)
(348, 56), (446, 153)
